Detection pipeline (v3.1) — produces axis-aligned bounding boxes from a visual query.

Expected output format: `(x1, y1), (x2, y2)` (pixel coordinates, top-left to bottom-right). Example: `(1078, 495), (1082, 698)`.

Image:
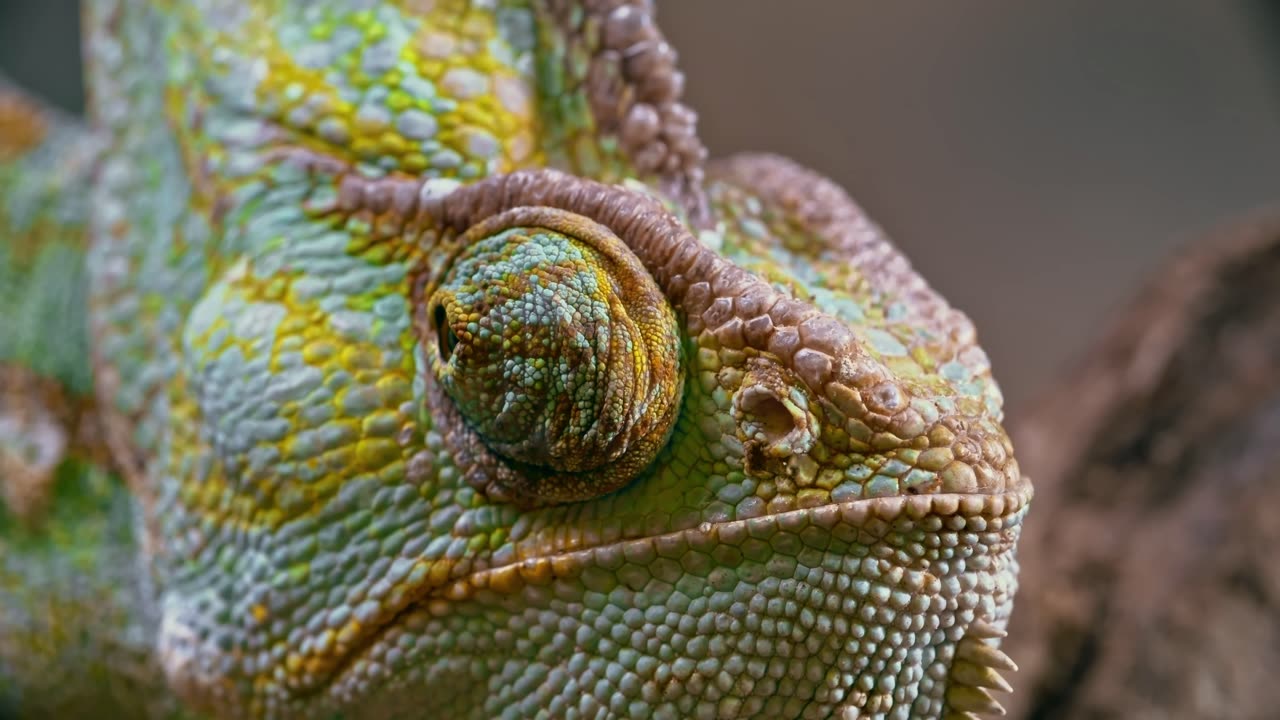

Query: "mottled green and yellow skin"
(1, 2), (1029, 719)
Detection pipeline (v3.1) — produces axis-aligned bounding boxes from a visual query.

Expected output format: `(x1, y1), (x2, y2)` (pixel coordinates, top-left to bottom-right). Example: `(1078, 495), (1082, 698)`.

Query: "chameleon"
(0, 1), (1029, 719)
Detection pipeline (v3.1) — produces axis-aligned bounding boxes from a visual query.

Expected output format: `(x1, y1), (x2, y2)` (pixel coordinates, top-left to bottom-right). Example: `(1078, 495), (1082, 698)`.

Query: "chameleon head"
(153, 165), (1027, 719)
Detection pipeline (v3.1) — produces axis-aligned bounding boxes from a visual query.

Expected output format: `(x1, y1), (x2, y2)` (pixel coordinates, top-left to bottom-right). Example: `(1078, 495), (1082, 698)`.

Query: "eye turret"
(424, 206), (683, 503)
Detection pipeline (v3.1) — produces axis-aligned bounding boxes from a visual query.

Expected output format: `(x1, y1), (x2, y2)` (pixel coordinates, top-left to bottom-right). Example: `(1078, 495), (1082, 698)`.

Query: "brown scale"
(546, 0), (709, 215)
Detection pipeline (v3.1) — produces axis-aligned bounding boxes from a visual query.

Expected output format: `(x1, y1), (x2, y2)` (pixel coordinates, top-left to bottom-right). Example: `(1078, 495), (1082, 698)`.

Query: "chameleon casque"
(0, 1), (1030, 718)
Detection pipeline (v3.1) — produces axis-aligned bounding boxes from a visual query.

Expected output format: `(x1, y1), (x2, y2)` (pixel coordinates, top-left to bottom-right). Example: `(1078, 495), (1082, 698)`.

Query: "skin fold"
(0, 2), (1029, 719)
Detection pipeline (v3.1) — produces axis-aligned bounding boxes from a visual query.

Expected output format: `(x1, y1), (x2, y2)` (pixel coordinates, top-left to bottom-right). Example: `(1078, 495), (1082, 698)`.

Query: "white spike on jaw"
(967, 619), (1008, 639)
(950, 660), (1014, 693)
(946, 685), (1007, 716)
(956, 638), (1019, 673)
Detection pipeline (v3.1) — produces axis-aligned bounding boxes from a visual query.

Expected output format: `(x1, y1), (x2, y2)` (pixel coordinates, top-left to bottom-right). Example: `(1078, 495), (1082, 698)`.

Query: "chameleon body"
(0, 2), (1029, 719)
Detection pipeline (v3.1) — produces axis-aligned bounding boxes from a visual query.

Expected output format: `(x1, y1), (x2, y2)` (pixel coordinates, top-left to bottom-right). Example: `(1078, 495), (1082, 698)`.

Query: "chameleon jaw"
(313, 486), (1031, 716)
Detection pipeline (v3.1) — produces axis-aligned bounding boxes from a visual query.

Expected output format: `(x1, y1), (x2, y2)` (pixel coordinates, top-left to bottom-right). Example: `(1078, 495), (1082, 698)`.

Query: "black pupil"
(434, 304), (457, 359)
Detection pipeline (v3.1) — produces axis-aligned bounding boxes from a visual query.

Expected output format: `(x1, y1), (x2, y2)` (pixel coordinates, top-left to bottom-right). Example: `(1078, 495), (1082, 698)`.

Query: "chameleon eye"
(431, 302), (457, 359)
(424, 206), (684, 503)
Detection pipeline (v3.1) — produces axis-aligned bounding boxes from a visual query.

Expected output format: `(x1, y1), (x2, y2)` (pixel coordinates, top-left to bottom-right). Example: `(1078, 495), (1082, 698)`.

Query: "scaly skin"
(1, 2), (1029, 719)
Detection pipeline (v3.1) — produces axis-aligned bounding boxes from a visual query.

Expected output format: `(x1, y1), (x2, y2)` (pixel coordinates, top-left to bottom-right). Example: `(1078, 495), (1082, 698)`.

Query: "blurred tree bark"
(1006, 208), (1280, 718)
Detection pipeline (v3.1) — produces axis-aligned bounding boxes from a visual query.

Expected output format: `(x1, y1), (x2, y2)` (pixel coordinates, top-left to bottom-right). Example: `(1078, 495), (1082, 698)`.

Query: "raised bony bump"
(732, 358), (820, 477)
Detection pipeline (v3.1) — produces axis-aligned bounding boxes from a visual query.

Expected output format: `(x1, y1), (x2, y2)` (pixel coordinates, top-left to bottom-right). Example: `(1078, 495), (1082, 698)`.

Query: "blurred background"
(3, 0), (1277, 418)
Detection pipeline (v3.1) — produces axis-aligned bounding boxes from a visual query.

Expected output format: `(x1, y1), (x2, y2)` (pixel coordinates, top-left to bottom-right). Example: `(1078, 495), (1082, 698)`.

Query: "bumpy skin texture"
(0, 2), (1029, 719)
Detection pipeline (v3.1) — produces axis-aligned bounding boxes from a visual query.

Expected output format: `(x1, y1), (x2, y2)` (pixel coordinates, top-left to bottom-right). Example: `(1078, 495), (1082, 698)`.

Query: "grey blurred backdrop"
(2, 1), (1278, 419)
